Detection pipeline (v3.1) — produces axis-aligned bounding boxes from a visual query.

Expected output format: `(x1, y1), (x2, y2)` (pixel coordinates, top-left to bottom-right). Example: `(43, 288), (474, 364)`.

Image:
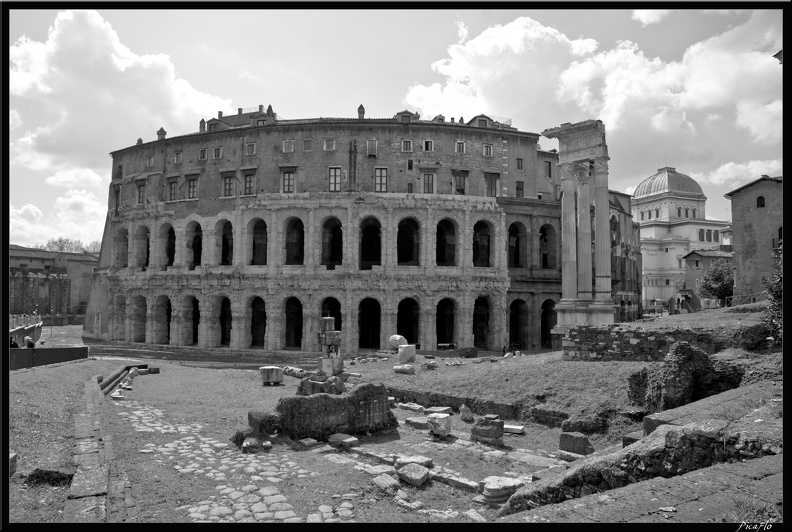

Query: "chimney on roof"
(136, 138), (143, 145)
(450, 117), (455, 123)
(459, 116), (464, 125)
(761, 174), (769, 178)
(199, 118), (206, 133)
(358, 104), (365, 119)
(218, 111), (223, 119)
(238, 108), (243, 115)
(157, 127), (166, 141)
(259, 104), (264, 112)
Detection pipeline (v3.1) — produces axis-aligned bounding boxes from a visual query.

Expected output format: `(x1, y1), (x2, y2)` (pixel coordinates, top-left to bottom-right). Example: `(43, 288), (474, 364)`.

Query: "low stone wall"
(529, 407), (570, 427)
(561, 325), (720, 362)
(499, 413), (781, 517)
(9, 346), (89, 371)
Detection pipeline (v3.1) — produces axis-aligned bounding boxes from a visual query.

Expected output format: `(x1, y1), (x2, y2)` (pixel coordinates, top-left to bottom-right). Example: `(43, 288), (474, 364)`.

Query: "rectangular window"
(147, 156), (154, 167)
(199, 148), (207, 161)
(367, 139), (377, 156)
(483, 144), (493, 157)
(695, 260), (700, 269)
(324, 138), (336, 151)
(174, 151), (182, 164)
(114, 187), (120, 215)
(423, 173), (434, 193)
(516, 181), (524, 198)
(402, 115), (411, 124)
(486, 175), (497, 197)
(213, 147), (222, 159)
(407, 183), (413, 193)
(283, 139), (294, 153)
(374, 168), (387, 192)
(407, 160), (413, 171)
(208, 123), (217, 132)
(116, 165), (123, 179)
(699, 229), (705, 241)
(696, 278), (701, 287)
(423, 140), (433, 152)
(545, 161), (552, 178)
(329, 167), (341, 192)
(517, 158), (523, 170)
(713, 231), (718, 242)
(169, 180), (178, 201)
(303, 139), (313, 152)
(402, 140), (412, 152)
(455, 141), (465, 153)
(282, 171), (295, 193)
(706, 230), (712, 242)
(478, 118), (487, 127)
(257, 119), (265, 126)
(137, 183), (146, 204)
(187, 178), (197, 199)
(245, 143), (256, 156)
(243, 174), (255, 195)
(454, 174), (465, 195)
(223, 175), (234, 197)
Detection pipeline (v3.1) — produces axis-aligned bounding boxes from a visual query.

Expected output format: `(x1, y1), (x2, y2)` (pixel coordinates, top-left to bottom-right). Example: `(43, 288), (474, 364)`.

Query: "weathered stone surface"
(328, 433), (353, 448)
(247, 411), (280, 434)
(556, 450), (585, 462)
(395, 455), (434, 468)
(389, 335), (408, 349)
(463, 508), (487, 522)
(397, 463), (431, 487)
(322, 376), (346, 395)
(393, 364), (415, 375)
(297, 438), (321, 449)
(480, 476), (524, 498)
(471, 418), (504, 440)
(425, 406), (453, 415)
(561, 413), (608, 434)
(420, 360), (439, 370)
(241, 437), (263, 454)
(397, 345), (416, 364)
(460, 404), (475, 422)
(9, 453), (18, 476)
(503, 424), (525, 434)
(484, 414), (500, 421)
(372, 473), (400, 492)
(559, 432), (595, 455)
(259, 366), (283, 384)
(405, 416), (429, 430)
(427, 413), (452, 438)
(398, 402), (425, 413)
(148, 367), (160, 374)
(455, 347), (478, 358)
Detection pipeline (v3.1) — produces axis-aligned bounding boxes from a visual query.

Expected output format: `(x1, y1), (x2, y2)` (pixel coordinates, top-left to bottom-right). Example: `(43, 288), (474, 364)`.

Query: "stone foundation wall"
(561, 324), (719, 361)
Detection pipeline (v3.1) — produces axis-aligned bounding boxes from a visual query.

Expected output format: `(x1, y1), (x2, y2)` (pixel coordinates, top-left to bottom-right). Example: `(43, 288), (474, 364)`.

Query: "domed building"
(631, 167), (729, 312)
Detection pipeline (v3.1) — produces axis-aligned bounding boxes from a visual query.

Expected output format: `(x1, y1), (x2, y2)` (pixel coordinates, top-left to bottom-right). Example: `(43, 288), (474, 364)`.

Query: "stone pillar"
(594, 157), (613, 302)
(125, 296), (134, 342)
(199, 297), (218, 348)
(234, 219), (246, 267)
(462, 208), (472, 269)
(529, 215), (539, 269)
(383, 308), (397, 349)
(384, 206), (395, 273)
(203, 228), (217, 266)
(458, 297), (472, 348)
(560, 164), (578, 300)
(269, 210), (278, 271)
(145, 298), (156, 344)
(496, 210), (507, 273)
(576, 169), (593, 300)
(306, 208), (316, 273)
(426, 209), (436, 270)
(422, 301), (436, 352)
(230, 298), (248, 349)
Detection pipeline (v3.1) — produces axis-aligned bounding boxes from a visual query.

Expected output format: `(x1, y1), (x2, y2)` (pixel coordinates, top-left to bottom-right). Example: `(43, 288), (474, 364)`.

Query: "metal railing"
(9, 314), (41, 329)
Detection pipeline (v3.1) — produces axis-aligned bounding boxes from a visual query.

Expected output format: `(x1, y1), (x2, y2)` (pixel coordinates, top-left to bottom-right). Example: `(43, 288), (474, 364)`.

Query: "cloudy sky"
(8, 8), (783, 247)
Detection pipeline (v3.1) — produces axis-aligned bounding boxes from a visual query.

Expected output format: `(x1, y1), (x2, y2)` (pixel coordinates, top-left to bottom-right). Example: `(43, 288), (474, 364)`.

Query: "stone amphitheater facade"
(83, 105), (570, 355)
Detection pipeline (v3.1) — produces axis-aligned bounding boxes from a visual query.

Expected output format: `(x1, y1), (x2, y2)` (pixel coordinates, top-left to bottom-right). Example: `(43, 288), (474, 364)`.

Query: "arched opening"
(131, 295), (147, 342)
(219, 297), (232, 346)
(321, 297), (342, 332)
(321, 218), (343, 269)
(251, 297), (266, 347)
(218, 220), (233, 266)
(757, 196), (765, 208)
(152, 296), (172, 344)
(358, 298), (381, 349)
(360, 217), (382, 270)
(285, 297), (303, 348)
(472, 221), (491, 267)
(509, 299), (529, 349)
(473, 297), (490, 348)
(190, 297), (200, 345)
(620, 300), (627, 322)
(539, 225), (557, 269)
(540, 299), (557, 347)
(397, 298), (420, 345)
(397, 218), (420, 266)
(508, 222), (527, 268)
(284, 218), (305, 265)
(250, 219), (267, 265)
(134, 226), (150, 270)
(158, 224), (176, 269)
(436, 298), (455, 345)
(113, 295), (126, 340)
(186, 221), (202, 269)
(115, 228), (129, 268)
(436, 219), (456, 266)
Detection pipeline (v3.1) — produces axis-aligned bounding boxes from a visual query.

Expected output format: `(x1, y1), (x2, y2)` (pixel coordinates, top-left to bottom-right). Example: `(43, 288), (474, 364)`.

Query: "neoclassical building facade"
(83, 105), (568, 354)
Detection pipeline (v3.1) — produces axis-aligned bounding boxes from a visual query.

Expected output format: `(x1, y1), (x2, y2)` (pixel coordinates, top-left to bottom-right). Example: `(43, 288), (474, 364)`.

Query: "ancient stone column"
(306, 208), (316, 273)
(125, 296), (134, 342)
(593, 157), (613, 302)
(145, 298), (157, 344)
(576, 168), (593, 300)
(559, 164), (578, 300)
(529, 215), (539, 269)
(422, 302), (436, 351)
(230, 299), (248, 349)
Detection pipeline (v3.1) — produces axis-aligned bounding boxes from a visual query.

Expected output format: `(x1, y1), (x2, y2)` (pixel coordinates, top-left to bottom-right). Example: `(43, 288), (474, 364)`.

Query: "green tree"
(761, 244), (782, 346)
(83, 240), (101, 253)
(699, 259), (734, 307)
(35, 237), (94, 253)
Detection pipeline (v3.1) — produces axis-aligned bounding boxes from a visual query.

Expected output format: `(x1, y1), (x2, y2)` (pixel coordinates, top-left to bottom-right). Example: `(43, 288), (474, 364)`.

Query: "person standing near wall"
(24, 336), (35, 348)
(10, 337), (19, 348)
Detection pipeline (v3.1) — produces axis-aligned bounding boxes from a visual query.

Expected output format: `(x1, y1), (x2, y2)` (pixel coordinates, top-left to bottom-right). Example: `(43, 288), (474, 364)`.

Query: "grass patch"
(728, 498), (782, 523)
(625, 305), (764, 332)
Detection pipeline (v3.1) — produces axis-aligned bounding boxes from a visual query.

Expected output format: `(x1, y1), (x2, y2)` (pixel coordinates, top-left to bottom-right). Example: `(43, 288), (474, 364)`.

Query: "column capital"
(559, 162), (577, 181)
(592, 157), (610, 174)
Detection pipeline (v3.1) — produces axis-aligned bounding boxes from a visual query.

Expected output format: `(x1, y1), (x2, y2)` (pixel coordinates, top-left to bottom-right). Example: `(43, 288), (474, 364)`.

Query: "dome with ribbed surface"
(633, 167), (705, 199)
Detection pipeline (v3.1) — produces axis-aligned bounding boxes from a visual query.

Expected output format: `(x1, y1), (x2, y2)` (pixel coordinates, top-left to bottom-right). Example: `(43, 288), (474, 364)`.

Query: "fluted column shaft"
(560, 164), (578, 300)
(594, 157), (613, 301)
(577, 171), (593, 300)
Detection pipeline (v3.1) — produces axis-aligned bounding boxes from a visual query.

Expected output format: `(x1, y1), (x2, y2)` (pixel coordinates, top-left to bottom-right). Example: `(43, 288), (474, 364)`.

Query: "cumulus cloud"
(9, 203), (52, 246)
(735, 99), (782, 144)
(9, 10), (230, 174)
(10, 109), (22, 129)
(10, 192), (107, 246)
(456, 18), (468, 44)
(689, 159), (783, 187)
(631, 10), (672, 26)
(404, 16), (598, 128)
(45, 167), (107, 188)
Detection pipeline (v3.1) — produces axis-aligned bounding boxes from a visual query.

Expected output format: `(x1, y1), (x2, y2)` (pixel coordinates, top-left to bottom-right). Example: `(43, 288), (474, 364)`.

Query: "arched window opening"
(131, 295), (147, 343)
(321, 297), (342, 332)
(655, 208), (659, 218)
(251, 297), (266, 347)
(539, 225), (557, 269)
(640, 212), (644, 221)
(757, 196), (765, 208)
(285, 297), (303, 348)
(436, 298), (455, 346)
(284, 218), (305, 265)
(359, 217), (381, 270)
(358, 298), (381, 349)
(116, 228), (129, 268)
(685, 208), (689, 218)
(186, 222), (203, 270)
(397, 219), (420, 266)
(473, 296), (489, 348)
(321, 218), (343, 269)
(509, 299), (529, 350)
(219, 221), (233, 266)
(397, 298), (420, 346)
(165, 226), (176, 266)
(191, 297), (200, 345)
(472, 221), (491, 267)
(251, 220), (268, 265)
(508, 222), (528, 268)
(436, 219), (456, 266)
(677, 207), (682, 218)
(540, 299), (557, 348)
(692, 209), (696, 219)
(219, 297), (232, 346)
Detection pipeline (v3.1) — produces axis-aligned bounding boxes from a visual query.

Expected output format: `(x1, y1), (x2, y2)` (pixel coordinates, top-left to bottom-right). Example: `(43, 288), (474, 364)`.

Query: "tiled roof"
(684, 249), (734, 259)
(10, 248), (57, 260)
(723, 175), (783, 198)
